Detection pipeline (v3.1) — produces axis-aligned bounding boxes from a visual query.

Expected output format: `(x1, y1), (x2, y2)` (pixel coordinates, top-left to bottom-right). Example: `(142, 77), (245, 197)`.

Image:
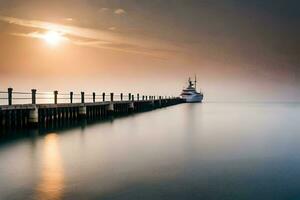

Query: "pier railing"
(0, 88), (184, 129)
(0, 88), (174, 106)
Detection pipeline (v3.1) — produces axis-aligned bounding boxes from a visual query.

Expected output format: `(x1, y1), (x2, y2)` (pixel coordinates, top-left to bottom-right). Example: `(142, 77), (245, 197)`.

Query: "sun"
(43, 31), (63, 46)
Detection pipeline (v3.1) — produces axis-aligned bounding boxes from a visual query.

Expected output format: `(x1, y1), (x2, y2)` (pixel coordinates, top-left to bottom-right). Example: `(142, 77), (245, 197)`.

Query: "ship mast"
(194, 75), (197, 90)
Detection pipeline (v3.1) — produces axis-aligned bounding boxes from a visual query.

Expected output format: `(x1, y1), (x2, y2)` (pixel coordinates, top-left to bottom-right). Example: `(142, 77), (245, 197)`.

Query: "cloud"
(114, 9), (126, 15)
(64, 18), (73, 22)
(99, 7), (109, 12)
(99, 8), (126, 16)
(108, 27), (116, 31)
(11, 31), (69, 42)
(0, 16), (179, 58)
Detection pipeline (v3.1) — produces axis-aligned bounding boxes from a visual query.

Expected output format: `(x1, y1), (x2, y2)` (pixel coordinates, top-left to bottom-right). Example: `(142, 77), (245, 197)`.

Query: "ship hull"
(181, 94), (203, 103)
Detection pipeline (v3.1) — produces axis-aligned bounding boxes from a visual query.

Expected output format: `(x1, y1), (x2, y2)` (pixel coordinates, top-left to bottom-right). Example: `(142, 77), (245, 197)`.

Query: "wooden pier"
(0, 88), (184, 129)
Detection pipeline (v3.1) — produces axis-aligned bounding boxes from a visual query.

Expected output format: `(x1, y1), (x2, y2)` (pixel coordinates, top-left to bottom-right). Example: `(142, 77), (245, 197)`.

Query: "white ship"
(180, 77), (203, 103)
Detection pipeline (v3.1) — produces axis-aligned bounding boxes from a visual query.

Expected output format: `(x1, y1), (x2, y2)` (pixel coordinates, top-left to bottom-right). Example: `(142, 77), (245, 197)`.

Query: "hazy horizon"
(0, 0), (299, 101)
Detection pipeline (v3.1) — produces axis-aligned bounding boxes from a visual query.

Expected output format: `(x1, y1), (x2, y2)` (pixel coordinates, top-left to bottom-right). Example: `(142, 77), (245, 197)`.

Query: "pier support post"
(54, 91), (58, 104)
(31, 89), (36, 105)
(129, 102), (134, 112)
(70, 92), (73, 103)
(137, 93), (139, 101)
(8, 88), (13, 106)
(151, 97), (155, 107)
(128, 93), (131, 101)
(128, 93), (134, 112)
(107, 93), (114, 115)
(102, 92), (105, 102)
(79, 106), (87, 119)
(28, 106), (39, 127)
(79, 92), (86, 119)
(108, 103), (114, 112)
(121, 93), (123, 101)
(142, 95), (144, 101)
(108, 103), (114, 115)
(159, 96), (162, 107)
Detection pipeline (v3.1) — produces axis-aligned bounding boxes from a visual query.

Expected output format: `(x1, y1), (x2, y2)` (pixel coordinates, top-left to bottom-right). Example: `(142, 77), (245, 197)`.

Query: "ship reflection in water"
(1, 103), (300, 200)
(36, 134), (64, 200)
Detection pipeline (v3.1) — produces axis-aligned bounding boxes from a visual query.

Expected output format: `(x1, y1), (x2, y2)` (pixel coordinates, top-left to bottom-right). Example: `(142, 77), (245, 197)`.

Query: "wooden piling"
(8, 88), (13, 106)
(70, 92), (73, 103)
(93, 92), (96, 103)
(54, 91), (58, 104)
(110, 93), (114, 102)
(81, 92), (85, 103)
(32, 89), (36, 104)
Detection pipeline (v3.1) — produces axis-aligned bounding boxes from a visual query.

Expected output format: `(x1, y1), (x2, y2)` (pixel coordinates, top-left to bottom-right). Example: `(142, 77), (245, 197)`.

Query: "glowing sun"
(43, 31), (63, 46)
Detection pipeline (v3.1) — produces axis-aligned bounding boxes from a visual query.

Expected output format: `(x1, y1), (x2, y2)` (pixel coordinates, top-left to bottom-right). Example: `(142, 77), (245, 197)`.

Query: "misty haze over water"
(1, 102), (300, 200)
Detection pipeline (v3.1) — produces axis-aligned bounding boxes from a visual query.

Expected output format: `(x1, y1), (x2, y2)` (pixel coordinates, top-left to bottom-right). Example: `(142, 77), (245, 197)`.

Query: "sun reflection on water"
(36, 133), (64, 200)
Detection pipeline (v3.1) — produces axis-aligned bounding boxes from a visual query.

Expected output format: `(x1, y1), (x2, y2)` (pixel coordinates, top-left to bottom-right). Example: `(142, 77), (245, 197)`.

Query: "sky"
(0, 0), (299, 101)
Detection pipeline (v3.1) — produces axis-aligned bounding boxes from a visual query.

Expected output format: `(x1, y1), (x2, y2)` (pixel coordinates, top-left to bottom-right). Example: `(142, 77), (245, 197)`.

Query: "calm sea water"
(1, 103), (300, 200)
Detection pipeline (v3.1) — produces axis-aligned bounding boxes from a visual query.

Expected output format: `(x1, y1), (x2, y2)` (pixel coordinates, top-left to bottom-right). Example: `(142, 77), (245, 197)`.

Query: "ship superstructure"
(180, 77), (203, 103)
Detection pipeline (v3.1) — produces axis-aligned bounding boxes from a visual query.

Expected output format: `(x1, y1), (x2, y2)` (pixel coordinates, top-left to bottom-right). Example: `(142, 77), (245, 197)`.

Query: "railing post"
(142, 95), (144, 100)
(146, 96), (148, 101)
(70, 92), (73, 103)
(128, 93), (131, 101)
(54, 90), (58, 104)
(102, 92), (105, 102)
(137, 93), (139, 101)
(31, 89), (36, 104)
(7, 88), (13, 105)
(110, 93), (114, 102)
(81, 92), (85, 103)
(132, 95), (134, 101)
(93, 92), (96, 103)
(120, 93), (123, 101)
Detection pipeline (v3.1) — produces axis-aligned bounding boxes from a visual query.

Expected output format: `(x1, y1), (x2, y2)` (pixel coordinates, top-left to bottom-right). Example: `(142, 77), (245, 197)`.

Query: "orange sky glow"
(0, 0), (299, 101)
